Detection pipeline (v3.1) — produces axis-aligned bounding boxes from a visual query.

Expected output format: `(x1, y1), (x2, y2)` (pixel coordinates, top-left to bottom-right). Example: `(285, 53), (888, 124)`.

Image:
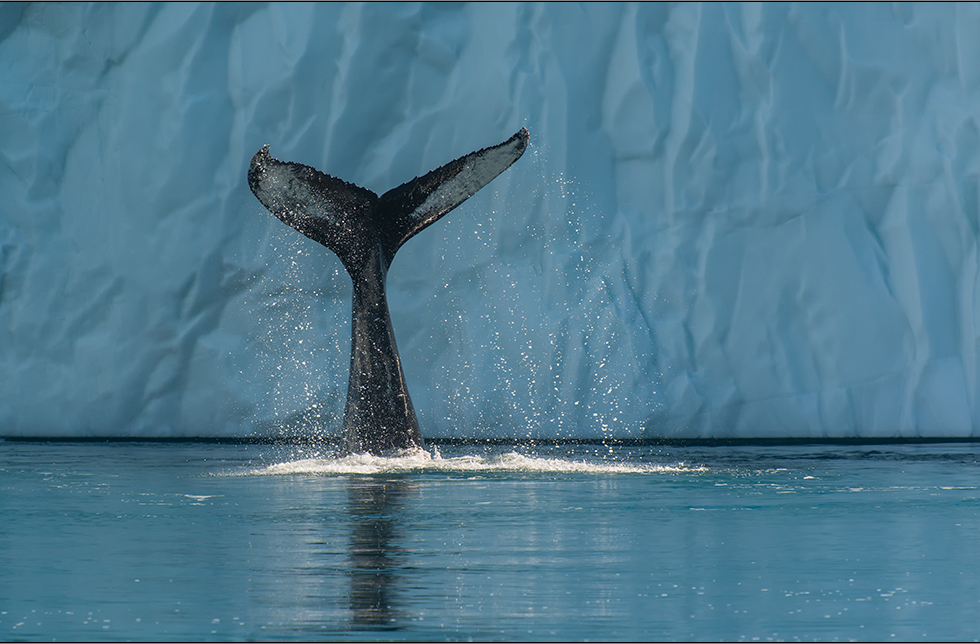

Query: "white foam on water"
(235, 447), (702, 476)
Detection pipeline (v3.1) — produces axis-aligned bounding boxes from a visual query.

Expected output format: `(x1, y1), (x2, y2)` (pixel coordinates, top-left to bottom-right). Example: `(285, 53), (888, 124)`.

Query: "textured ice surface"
(2, 3), (980, 438)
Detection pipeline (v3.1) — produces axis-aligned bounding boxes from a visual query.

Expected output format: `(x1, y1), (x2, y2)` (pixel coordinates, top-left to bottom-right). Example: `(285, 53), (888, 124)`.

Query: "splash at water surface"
(236, 447), (703, 476)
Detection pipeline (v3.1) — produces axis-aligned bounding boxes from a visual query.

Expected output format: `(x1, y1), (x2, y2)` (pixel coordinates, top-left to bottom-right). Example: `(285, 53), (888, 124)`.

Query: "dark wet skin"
(248, 129), (528, 455)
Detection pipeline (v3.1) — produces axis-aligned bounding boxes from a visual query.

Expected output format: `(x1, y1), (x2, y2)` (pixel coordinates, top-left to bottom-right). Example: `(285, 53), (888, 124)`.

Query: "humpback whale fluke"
(248, 128), (529, 455)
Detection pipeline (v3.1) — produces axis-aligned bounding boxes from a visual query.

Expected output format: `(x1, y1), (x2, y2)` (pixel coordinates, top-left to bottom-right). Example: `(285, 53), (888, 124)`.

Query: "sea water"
(1, 440), (978, 641)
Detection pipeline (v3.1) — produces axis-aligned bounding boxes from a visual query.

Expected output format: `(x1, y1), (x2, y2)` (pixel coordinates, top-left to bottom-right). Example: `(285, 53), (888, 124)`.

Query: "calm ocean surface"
(1, 440), (978, 641)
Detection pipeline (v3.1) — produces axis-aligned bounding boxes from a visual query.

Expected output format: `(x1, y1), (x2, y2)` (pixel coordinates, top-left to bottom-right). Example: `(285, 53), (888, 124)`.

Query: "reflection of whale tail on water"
(346, 477), (411, 628)
(248, 128), (529, 455)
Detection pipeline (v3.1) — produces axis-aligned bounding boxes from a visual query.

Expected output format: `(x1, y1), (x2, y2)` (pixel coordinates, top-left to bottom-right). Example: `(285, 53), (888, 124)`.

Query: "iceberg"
(1, 2), (979, 439)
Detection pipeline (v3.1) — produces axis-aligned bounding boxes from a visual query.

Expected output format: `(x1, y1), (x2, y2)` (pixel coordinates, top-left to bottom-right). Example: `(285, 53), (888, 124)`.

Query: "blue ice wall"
(3, 3), (980, 439)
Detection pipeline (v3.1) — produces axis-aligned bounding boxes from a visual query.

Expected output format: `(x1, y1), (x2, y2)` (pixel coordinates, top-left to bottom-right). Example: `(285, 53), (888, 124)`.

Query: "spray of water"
(247, 144), (667, 444)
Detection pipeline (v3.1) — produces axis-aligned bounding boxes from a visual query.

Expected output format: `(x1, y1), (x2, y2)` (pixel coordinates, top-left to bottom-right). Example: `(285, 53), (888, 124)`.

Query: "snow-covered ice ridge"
(3, 3), (980, 439)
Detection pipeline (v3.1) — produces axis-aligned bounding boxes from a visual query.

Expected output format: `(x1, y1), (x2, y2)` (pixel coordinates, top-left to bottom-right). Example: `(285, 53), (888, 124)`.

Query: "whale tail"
(248, 128), (529, 454)
(248, 127), (529, 272)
